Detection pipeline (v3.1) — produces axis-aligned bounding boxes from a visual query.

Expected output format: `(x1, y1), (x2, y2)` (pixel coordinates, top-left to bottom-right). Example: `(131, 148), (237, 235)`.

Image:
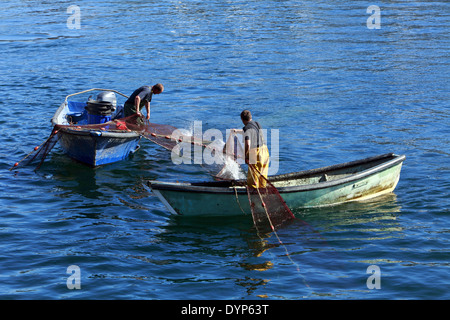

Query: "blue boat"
(51, 88), (142, 167)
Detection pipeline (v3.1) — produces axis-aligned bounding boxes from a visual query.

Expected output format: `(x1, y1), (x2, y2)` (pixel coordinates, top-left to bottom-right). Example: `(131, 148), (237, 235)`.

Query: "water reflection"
(152, 191), (404, 297)
(299, 193), (403, 235)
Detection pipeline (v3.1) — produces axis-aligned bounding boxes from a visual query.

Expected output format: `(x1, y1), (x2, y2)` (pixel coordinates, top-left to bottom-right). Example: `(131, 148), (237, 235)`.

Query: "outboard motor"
(85, 91), (117, 124)
(96, 91), (117, 109)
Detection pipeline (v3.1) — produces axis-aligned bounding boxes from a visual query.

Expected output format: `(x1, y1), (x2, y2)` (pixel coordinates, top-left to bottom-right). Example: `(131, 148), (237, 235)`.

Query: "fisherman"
(233, 110), (270, 188)
(124, 83), (164, 120)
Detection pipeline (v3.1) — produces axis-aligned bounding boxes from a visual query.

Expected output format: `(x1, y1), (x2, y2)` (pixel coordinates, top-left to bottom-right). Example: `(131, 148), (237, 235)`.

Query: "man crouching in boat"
(233, 110), (270, 188)
(124, 84), (164, 121)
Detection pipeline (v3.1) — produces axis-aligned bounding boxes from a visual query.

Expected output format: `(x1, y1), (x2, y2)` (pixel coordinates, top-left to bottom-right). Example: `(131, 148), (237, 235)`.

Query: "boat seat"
(66, 112), (84, 124)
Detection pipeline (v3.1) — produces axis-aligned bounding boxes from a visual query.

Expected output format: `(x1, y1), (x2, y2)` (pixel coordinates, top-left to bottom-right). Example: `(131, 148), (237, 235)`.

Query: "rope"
(233, 186), (248, 215)
(246, 165), (307, 284)
(9, 128), (59, 171)
(63, 88), (129, 103)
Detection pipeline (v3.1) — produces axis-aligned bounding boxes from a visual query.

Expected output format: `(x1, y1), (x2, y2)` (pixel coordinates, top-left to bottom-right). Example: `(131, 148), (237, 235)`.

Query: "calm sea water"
(0, 0), (448, 300)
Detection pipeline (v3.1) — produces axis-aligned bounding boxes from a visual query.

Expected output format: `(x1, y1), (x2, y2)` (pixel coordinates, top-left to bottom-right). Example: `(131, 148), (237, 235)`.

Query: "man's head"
(152, 83), (164, 94)
(240, 110), (252, 124)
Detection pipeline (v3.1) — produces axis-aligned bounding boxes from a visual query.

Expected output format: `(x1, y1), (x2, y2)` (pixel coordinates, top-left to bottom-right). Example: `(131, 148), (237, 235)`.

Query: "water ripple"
(0, 0), (448, 300)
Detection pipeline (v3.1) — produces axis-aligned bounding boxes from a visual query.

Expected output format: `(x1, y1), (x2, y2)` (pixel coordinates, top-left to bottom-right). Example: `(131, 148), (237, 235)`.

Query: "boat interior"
(64, 100), (124, 126)
(55, 90), (128, 126)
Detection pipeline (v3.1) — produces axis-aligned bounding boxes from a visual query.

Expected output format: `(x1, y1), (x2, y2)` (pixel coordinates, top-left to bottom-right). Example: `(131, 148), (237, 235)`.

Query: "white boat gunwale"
(59, 126), (142, 139)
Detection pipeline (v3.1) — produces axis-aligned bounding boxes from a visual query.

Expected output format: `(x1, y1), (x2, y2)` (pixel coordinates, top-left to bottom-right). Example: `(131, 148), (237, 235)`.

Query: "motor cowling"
(85, 91), (117, 124)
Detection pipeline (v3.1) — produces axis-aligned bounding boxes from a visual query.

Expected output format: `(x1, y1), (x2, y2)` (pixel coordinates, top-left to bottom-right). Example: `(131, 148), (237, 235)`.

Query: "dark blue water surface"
(0, 1), (448, 300)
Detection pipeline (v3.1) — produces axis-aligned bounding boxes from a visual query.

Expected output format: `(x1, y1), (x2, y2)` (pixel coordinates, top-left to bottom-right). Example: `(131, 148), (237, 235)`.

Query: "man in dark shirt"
(124, 83), (164, 119)
(235, 110), (270, 188)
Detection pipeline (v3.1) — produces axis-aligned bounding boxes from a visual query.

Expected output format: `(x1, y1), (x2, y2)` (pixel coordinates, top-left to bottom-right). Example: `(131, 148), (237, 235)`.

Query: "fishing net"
(10, 115), (243, 178)
(11, 114), (294, 232)
(216, 131), (246, 180)
(139, 122), (246, 181)
(10, 126), (62, 171)
(218, 130), (296, 231)
(215, 130), (295, 231)
(246, 164), (295, 232)
(10, 115), (180, 171)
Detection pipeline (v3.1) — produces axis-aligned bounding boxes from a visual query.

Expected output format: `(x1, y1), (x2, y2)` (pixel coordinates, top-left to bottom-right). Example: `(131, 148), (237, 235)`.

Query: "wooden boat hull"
(147, 153), (405, 216)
